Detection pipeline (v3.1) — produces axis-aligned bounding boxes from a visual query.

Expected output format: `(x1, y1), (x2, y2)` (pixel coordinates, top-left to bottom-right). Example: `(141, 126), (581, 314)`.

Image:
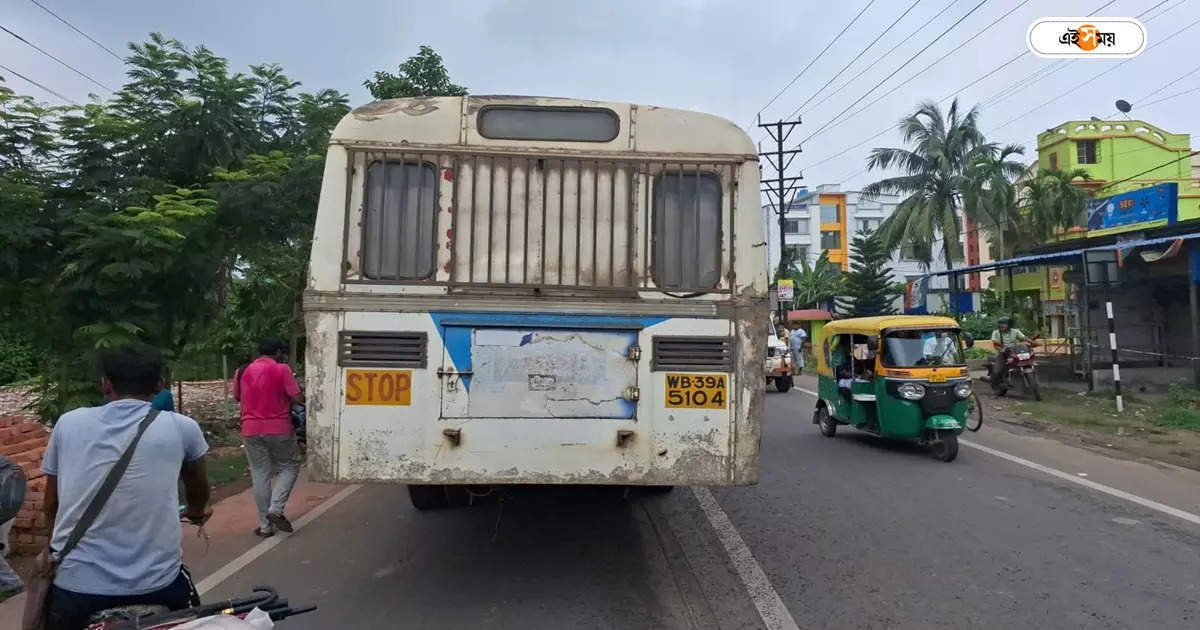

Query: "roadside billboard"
(1085, 183), (1178, 237)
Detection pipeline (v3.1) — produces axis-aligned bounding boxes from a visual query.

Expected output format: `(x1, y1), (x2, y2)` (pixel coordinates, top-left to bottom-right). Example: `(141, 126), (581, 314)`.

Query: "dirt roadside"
(977, 383), (1200, 473)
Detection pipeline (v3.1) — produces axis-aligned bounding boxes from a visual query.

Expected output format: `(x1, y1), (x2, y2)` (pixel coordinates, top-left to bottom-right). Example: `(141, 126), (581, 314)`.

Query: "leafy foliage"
(963, 144), (1027, 259)
(1018, 168), (1095, 243)
(0, 35), (344, 411)
(364, 45), (468, 100)
(838, 230), (897, 316)
(780, 250), (843, 310)
(0, 38), (463, 421)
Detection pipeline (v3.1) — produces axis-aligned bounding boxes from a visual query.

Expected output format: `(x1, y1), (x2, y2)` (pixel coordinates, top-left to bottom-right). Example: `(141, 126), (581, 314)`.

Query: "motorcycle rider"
(988, 317), (1029, 384)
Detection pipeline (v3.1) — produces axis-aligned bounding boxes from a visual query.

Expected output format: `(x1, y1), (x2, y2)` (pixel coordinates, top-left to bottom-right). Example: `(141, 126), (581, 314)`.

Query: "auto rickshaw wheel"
(930, 432), (958, 462)
(775, 376), (793, 393)
(817, 406), (837, 437)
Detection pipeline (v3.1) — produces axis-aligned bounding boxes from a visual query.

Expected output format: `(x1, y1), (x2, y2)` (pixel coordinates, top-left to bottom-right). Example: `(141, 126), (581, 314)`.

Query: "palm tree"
(964, 144), (1027, 259)
(1019, 168), (1094, 243)
(862, 99), (986, 273)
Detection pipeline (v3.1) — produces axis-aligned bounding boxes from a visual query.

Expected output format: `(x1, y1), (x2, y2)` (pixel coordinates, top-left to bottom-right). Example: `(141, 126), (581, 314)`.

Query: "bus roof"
(823, 315), (960, 336)
(329, 95), (756, 157)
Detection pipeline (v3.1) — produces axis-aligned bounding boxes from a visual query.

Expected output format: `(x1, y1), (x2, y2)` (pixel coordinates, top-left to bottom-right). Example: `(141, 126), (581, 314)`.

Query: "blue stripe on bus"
(428, 312), (669, 392)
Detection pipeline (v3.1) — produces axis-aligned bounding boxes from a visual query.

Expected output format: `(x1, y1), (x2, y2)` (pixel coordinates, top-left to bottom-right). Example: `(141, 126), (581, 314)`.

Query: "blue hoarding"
(1085, 183), (1178, 236)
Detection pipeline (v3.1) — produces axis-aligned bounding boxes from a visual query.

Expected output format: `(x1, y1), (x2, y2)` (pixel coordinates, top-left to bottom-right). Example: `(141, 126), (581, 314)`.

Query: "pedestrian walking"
(0, 453), (26, 596)
(233, 338), (303, 538)
(789, 326), (808, 376)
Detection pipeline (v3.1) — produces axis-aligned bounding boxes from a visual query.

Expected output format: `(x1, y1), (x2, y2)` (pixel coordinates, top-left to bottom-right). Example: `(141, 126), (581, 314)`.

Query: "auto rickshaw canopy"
(822, 315), (960, 337)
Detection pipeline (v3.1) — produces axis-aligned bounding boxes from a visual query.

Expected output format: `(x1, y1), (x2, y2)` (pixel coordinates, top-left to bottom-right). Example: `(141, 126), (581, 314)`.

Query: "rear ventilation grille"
(339, 332), (427, 368)
(651, 336), (733, 372)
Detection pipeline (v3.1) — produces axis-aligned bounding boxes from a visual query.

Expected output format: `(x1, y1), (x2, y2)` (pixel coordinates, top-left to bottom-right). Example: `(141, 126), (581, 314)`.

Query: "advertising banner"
(1086, 183), (1178, 237)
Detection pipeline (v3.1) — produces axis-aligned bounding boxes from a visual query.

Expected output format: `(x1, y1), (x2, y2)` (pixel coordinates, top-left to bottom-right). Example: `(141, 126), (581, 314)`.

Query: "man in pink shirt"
(233, 338), (303, 537)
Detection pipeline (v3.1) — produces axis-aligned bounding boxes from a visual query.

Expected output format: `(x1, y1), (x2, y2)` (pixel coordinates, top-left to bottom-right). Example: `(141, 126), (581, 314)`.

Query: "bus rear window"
(477, 106), (619, 142)
(363, 161), (437, 280)
(653, 172), (721, 289)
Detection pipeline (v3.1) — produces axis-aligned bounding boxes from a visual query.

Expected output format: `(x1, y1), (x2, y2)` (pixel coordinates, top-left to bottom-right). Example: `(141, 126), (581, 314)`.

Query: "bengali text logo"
(1028, 18), (1145, 58)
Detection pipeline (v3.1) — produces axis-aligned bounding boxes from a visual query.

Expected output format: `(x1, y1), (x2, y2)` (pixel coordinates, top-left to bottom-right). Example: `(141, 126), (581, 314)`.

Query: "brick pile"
(0, 413), (50, 553)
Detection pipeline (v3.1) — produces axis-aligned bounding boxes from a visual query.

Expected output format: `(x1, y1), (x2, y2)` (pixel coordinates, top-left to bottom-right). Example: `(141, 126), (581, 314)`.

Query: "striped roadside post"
(1106, 298), (1123, 413)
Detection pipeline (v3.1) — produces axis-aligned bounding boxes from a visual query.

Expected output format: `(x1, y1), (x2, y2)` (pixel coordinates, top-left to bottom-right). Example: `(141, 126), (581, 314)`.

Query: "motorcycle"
(991, 335), (1041, 401)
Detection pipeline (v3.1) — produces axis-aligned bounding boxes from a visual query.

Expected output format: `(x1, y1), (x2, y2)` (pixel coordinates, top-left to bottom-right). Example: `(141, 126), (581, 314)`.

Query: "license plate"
(929, 373), (947, 383)
(345, 369), (412, 406)
(665, 373), (727, 409)
(1016, 353), (1031, 360)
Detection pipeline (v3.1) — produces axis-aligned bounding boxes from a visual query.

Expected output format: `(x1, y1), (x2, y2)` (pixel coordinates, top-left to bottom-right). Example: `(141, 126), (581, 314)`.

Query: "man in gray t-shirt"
(43, 345), (211, 629)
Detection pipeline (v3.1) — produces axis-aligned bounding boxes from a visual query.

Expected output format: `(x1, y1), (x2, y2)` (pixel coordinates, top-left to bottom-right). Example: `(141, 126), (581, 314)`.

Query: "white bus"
(304, 96), (766, 508)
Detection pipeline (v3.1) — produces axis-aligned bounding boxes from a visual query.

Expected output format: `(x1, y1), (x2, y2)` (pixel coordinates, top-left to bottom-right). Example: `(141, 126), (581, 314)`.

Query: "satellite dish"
(1115, 99), (1132, 113)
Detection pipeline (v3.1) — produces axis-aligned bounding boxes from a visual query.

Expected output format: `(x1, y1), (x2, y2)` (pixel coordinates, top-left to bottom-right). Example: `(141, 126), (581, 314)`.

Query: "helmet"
(997, 317), (1010, 326)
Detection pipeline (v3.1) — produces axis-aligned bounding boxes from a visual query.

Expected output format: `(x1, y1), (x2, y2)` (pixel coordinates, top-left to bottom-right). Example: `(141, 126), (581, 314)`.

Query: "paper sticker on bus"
(345, 369), (412, 406)
(665, 373), (727, 409)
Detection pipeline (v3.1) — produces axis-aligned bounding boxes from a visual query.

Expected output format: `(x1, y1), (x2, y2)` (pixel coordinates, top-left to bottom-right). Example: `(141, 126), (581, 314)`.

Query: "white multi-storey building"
(764, 184), (971, 313)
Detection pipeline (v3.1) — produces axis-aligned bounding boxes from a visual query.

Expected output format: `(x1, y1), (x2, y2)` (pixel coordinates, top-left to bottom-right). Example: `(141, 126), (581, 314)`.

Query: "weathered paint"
(305, 96), (764, 486)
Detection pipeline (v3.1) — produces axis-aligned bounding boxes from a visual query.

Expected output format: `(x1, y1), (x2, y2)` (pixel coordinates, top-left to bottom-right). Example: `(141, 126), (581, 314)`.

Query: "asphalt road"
(205, 384), (1200, 629)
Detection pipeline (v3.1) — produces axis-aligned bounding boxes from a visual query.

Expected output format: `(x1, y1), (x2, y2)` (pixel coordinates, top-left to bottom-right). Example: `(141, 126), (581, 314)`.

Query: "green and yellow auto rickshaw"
(812, 315), (976, 462)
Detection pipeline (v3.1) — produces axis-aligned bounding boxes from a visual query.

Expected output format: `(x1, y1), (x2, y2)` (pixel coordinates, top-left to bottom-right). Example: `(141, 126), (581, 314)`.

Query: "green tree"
(964, 144), (1027, 259)
(838, 230), (897, 316)
(1019, 168), (1094, 244)
(364, 45), (467, 100)
(863, 99), (986, 272)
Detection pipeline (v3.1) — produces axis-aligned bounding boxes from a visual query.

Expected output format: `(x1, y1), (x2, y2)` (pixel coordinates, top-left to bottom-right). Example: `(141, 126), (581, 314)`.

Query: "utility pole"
(758, 115), (803, 325)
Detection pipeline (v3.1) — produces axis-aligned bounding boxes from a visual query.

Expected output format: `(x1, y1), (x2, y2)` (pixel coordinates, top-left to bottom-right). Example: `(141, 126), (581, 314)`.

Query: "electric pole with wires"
(757, 115), (803, 325)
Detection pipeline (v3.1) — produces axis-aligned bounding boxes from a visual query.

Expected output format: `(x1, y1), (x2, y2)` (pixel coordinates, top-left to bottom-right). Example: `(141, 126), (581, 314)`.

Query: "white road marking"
(691, 487), (800, 630)
(195, 484), (362, 595)
(795, 386), (1200, 528)
(957, 441), (1200, 528)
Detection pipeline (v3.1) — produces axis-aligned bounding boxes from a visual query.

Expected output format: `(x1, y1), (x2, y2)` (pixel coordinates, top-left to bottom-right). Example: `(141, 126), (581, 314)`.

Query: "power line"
(1141, 0), (1185, 22)
(804, 0), (1183, 178)
(749, 0), (878, 127)
(1138, 85), (1200, 110)
(794, 0), (963, 120)
(805, 0), (1031, 145)
(990, 13), (1200, 133)
(786, 0), (924, 118)
(797, 0), (991, 147)
(26, 0), (123, 62)
(981, 0), (1170, 110)
(1097, 150), (1199, 191)
(0, 24), (113, 92)
(1107, 60), (1200, 117)
(0, 62), (78, 103)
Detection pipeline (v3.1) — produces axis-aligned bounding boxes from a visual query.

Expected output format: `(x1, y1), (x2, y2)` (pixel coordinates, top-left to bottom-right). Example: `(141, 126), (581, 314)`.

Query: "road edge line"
(691, 487), (800, 630)
(797, 386), (1200, 528)
(195, 484), (362, 595)
(959, 440), (1200, 527)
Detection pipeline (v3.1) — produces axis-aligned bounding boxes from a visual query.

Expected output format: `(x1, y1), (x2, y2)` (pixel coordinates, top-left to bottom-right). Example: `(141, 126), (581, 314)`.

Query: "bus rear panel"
(304, 96), (766, 487)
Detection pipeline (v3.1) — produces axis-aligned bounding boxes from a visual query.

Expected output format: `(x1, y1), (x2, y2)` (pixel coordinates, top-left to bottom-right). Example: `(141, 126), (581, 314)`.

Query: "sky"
(2, 0), (1198, 192)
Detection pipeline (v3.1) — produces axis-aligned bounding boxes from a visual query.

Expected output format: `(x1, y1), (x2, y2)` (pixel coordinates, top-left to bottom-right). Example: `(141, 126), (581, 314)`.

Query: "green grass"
(1157, 383), (1200, 430)
(1157, 407), (1200, 430)
(207, 451), (249, 487)
(1010, 387), (1149, 435)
